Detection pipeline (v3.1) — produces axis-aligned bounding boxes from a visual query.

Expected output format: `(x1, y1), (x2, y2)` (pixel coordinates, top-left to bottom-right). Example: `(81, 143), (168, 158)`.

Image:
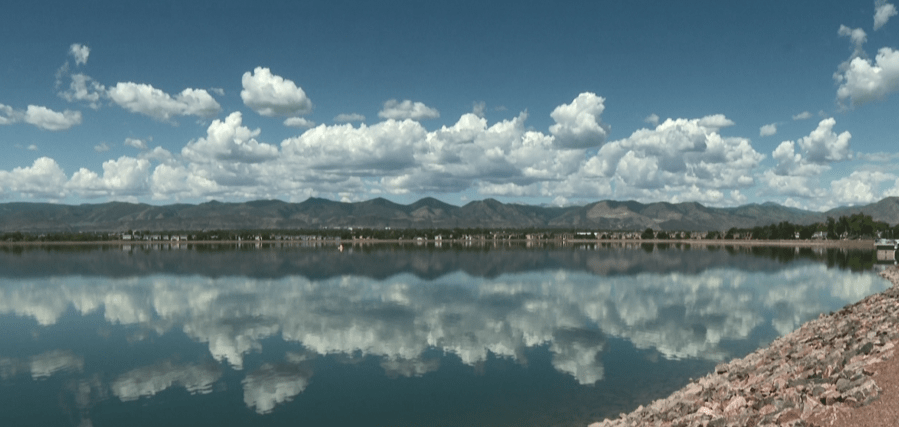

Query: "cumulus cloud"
(94, 143), (110, 152)
(796, 118), (851, 163)
(182, 112), (278, 164)
(334, 113), (365, 123)
(838, 25), (867, 53)
(283, 117), (315, 128)
(59, 73), (106, 109)
(149, 163), (221, 201)
(471, 101), (486, 118)
(0, 157), (68, 199)
(696, 114), (735, 130)
(378, 99), (440, 121)
(770, 118), (850, 179)
(835, 47), (899, 106)
(548, 92), (610, 149)
(644, 114), (660, 126)
(107, 82), (221, 121)
(0, 104), (21, 125)
(281, 119), (424, 174)
(124, 138), (148, 150)
(69, 43), (90, 66)
(830, 170), (896, 206)
(66, 156), (152, 199)
(759, 123), (777, 137)
(583, 115), (762, 196)
(241, 67), (313, 117)
(381, 112), (582, 197)
(23, 105), (82, 131)
(875, 0), (898, 30)
(792, 111), (812, 120)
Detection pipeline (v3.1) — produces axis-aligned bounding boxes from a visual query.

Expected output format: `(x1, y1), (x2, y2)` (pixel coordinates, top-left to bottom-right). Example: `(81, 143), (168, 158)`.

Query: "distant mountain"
(1, 197), (898, 233)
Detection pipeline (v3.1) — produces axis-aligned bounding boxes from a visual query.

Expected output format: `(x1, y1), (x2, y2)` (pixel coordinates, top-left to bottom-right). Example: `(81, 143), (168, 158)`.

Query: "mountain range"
(2, 197), (899, 233)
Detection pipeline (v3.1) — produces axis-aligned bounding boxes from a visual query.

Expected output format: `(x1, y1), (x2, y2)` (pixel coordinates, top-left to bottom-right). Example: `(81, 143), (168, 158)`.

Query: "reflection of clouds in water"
(0, 350), (84, 380)
(381, 356), (440, 378)
(550, 328), (606, 384)
(0, 264), (888, 385)
(764, 264), (883, 335)
(111, 360), (221, 401)
(243, 362), (313, 414)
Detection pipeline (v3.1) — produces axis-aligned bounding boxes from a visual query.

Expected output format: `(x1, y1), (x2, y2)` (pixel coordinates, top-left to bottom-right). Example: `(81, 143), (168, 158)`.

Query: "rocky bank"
(589, 266), (899, 427)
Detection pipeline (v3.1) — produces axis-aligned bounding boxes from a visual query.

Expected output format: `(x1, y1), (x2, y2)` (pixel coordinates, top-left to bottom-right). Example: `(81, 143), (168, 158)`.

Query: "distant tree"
(641, 228), (655, 239)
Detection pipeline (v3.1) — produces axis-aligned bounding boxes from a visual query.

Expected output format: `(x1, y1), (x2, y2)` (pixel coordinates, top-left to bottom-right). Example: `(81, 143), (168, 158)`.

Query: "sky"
(1, 0), (898, 211)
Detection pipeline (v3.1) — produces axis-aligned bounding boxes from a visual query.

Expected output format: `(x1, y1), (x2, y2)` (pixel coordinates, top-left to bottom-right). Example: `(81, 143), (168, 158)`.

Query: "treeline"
(726, 213), (894, 241)
(1, 213), (894, 242)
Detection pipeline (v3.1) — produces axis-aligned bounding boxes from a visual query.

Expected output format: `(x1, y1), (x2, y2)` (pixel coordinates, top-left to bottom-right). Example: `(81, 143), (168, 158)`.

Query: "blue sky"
(2, 0), (898, 210)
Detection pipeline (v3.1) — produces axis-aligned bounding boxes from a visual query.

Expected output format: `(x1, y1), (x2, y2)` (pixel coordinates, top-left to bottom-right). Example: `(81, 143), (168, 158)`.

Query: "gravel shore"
(589, 265), (899, 427)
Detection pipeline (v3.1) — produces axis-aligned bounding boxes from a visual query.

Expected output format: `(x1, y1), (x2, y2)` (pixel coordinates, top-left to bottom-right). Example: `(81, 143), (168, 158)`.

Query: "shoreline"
(0, 238), (878, 249)
(589, 265), (899, 427)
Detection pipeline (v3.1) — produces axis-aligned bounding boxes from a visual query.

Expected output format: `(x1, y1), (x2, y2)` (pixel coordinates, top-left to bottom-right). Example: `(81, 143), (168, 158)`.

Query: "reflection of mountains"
(0, 244), (869, 279)
(0, 262), (887, 391)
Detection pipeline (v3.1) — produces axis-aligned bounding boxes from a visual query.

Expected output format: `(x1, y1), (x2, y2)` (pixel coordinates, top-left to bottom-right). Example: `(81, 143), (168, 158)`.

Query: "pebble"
(588, 266), (899, 427)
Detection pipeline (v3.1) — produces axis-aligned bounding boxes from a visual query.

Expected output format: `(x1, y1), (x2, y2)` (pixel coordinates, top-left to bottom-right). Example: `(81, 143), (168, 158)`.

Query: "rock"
(586, 265), (899, 427)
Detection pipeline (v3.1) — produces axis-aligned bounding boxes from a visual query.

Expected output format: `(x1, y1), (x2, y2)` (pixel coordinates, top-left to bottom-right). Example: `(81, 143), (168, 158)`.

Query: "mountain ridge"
(1, 197), (898, 233)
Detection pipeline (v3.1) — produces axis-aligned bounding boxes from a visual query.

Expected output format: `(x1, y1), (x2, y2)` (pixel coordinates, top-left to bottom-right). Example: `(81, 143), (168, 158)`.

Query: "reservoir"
(0, 243), (890, 426)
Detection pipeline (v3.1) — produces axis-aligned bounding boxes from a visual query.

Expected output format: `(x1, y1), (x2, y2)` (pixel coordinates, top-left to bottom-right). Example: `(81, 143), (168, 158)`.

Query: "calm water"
(0, 243), (890, 427)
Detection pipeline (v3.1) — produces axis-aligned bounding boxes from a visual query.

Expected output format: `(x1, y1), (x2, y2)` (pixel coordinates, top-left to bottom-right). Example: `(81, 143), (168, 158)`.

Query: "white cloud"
(281, 119), (425, 175)
(381, 112), (582, 197)
(472, 101), (486, 118)
(796, 118), (851, 163)
(241, 67), (312, 117)
(759, 123), (777, 137)
(696, 114), (735, 130)
(644, 114), (659, 126)
(0, 157), (68, 199)
(378, 99), (440, 121)
(334, 113), (365, 123)
(59, 73), (106, 109)
(830, 170), (896, 206)
(24, 105), (82, 131)
(149, 163), (220, 201)
(0, 103), (20, 125)
(140, 146), (174, 163)
(94, 143), (110, 152)
(875, 0), (898, 30)
(792, 111), (812, 120)
(548, 92), (609, 149)
(108, 82), (221, 121)
(69, 43), (90, 66)
(124, 138), (148, 150)
(283, 117), (315, 128)
(768, 118), (850, 191)
(66, 156), (152, 199)
(27, 144), (38, 151)
(584, 115), (762, 195)
(182, 112), (279, 164)
(835, 47), (899, 106)
(838, 25), (867, 52)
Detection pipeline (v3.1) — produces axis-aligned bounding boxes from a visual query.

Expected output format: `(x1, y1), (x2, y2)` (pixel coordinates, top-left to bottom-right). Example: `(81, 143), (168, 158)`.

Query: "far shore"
(0, 238), (878, 249)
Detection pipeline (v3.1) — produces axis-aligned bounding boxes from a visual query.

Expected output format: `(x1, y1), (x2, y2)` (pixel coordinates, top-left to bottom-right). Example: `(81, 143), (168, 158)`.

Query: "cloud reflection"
(0, 262), (887, 389)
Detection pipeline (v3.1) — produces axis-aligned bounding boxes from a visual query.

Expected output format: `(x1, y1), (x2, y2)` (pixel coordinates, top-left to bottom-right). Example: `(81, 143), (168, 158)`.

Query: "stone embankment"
(590, 266), (899, 427)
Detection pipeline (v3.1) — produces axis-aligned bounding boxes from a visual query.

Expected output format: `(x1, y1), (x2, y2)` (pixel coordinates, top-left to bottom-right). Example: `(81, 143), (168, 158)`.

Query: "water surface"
(0, 243), (888, 426)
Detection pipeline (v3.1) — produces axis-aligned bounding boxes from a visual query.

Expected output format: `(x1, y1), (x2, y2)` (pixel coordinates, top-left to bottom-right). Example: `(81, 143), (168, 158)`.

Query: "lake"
(0, 242), (890, 426)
